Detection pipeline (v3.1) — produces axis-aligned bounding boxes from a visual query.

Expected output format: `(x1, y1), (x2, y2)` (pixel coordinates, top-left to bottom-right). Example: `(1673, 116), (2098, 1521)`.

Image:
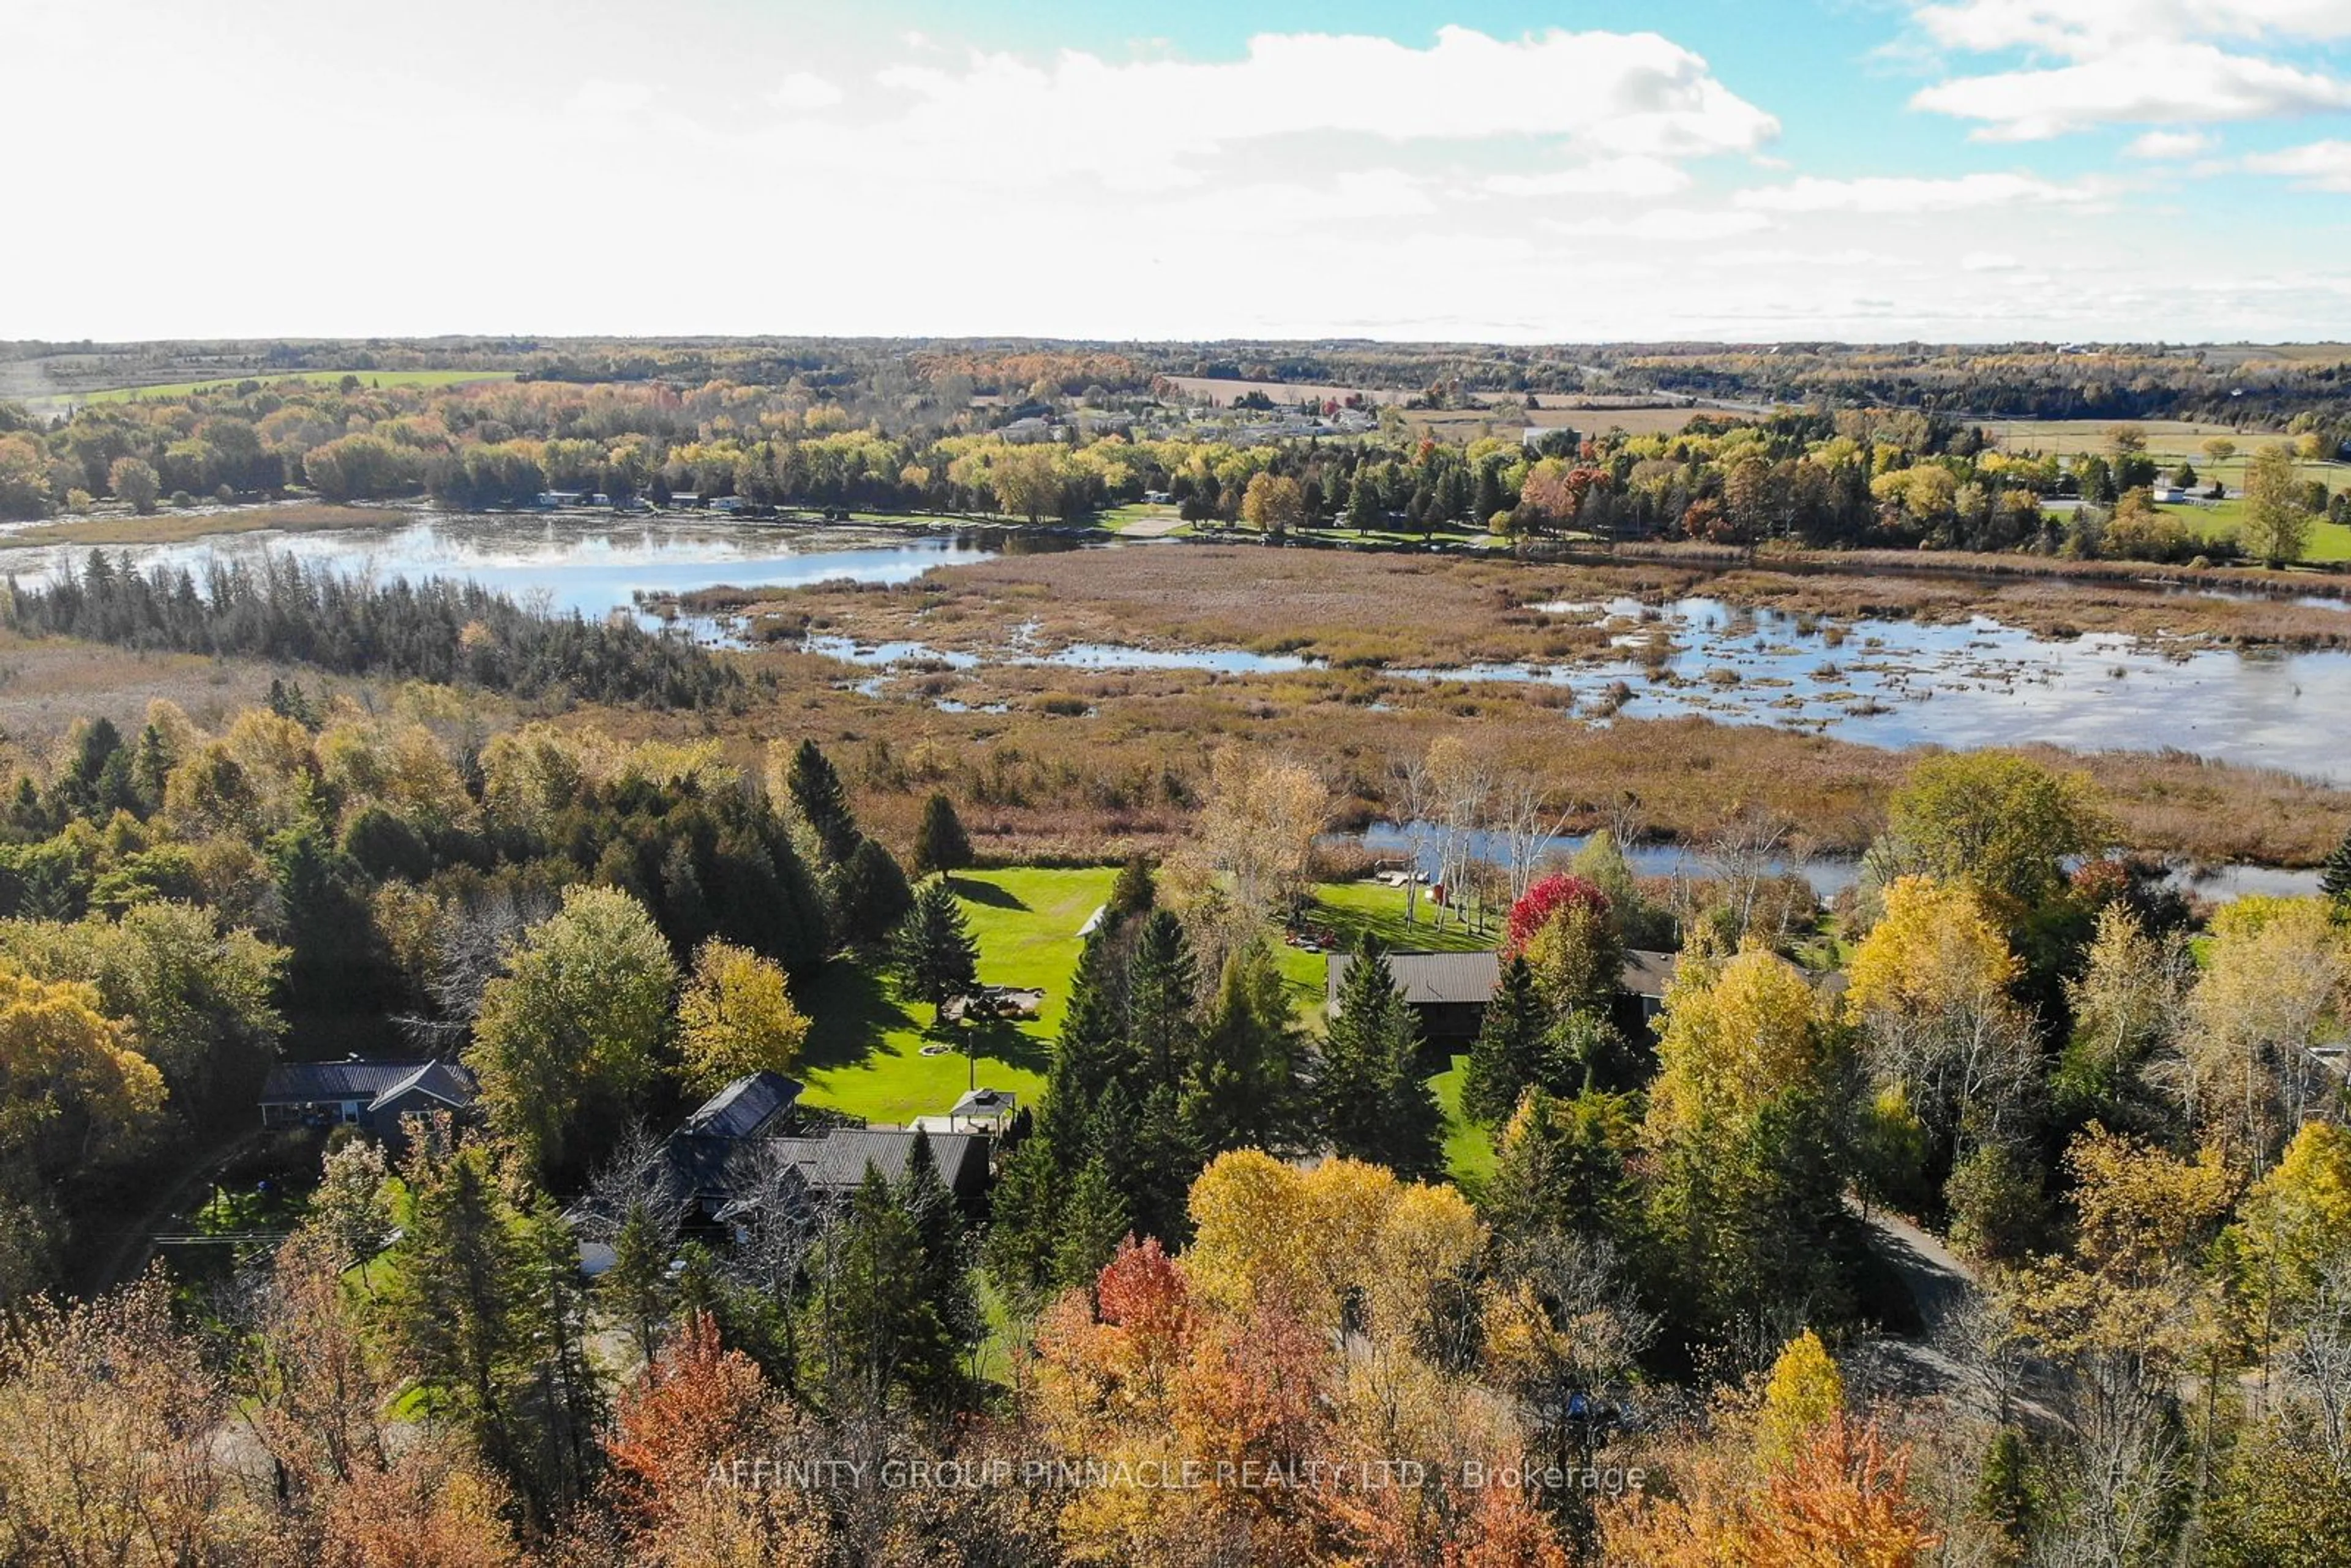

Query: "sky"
(13, 0), (2351, 343)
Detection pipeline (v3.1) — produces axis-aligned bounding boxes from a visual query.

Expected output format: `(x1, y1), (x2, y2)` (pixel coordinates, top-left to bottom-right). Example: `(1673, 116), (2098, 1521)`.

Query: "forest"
(0, 637), (2347, 1561)
(0, 336), (2349, 1566)
(4, 360), (2347, 572)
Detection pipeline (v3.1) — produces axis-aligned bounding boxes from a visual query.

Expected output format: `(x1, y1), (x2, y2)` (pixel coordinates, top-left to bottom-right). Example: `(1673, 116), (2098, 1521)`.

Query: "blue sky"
(16, 0), (2351, 341)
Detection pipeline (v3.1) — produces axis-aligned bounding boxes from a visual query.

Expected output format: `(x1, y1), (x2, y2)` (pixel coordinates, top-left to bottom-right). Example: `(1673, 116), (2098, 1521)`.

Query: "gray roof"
(1327, 950), (1500, 1013)
(661, 1125), (991, 1210)
(684, 1071), (804, 1139)
(261, 1059), (477, 1109)
(366, 1060), (479, 1114)
(1325, 948), (1681, 1013)
(776, 1128), (990, 1196)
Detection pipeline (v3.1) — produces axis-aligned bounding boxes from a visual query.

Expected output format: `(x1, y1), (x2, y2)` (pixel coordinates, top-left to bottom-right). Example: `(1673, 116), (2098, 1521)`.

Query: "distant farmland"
(75, 369), (517, 403)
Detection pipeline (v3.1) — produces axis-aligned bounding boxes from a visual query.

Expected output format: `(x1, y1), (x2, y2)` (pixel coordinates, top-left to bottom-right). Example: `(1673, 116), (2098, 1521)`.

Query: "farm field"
(74, 369), (517, 403)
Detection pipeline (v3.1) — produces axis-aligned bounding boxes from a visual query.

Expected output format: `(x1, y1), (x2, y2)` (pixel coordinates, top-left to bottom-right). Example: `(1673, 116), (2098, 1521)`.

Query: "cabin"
(258, 1058), (478, 1147)
(650, 1072), (992, 1232)
(660, 1125), (992, 1228)
(1324, 949), (1681, 1045)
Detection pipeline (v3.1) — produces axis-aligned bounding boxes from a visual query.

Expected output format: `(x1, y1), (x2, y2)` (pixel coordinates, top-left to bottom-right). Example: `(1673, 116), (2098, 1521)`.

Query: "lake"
(1341, 820), (2320, 904)
(20, 515), (2351, 782)
(3, 512), (1046, 637)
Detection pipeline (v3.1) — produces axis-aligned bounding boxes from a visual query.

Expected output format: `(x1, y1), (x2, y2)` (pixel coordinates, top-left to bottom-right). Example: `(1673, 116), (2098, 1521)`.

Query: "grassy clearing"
(1274, 879), (1500, 1188)
(78, 369), (516, 403)
(795, 866), (1116, 1127)
(1096, 502), (1183, 535)
(2170, 500), (2351, 564)
(0, 503), (396, 550)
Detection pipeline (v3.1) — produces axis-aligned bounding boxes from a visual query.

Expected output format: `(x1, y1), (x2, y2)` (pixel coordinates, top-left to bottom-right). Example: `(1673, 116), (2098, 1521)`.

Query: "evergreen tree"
(380, 1138), (598, 1518)
(803, 1168), (961, 1411)
(980, 1131), (1062, 1320)
(2323, 826), (2351, 909)
(1124, 907), (1198, 1087)
(517, 1196), (603, 1516)
(1122, 1084), (1200, 1248)
(1180, 939), (1303, 1157)
(1052, 1152), (1129, 1294)
(1316, 940), (1444, 1179)
(602, 1202), (672, 1368)
(1106, 853), (1156, 921)
(1480, 1088), (1643, 1259)
(891, 876), (978, 1022)
(833, 835), (913, 947)
(129, 722), (171, 812)
(1547, 1007), (1643, 1096)
(1051, 925), (1136, 1106)
(896, 1129), (980, 1356)
(912, 791), (973, 877)
(1462, 953), (1547, 1124)
(785, 739), (860, 866)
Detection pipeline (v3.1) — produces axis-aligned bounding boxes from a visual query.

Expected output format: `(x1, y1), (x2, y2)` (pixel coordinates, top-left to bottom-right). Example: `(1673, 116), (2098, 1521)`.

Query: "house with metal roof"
(258, 1057), (479, 1146)
(1324, 948), (1682, 1043)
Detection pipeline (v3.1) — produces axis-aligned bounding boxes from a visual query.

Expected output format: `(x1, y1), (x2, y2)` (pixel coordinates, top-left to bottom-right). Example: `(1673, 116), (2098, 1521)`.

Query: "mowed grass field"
(1275, 879), (1502, 1187)
(2168, 498), (2351, 563)
(796, 867), (1504, 1184)
(795, 866), (1116, 1127)
(78, 369), (516, 403)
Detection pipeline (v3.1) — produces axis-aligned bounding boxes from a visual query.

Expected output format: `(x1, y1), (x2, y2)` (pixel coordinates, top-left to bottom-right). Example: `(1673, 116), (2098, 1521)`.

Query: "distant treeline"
(4, 553), (746, 709)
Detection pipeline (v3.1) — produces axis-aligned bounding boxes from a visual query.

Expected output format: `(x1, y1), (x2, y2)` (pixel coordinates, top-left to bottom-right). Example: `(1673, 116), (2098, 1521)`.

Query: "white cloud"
(1909, 3), (2351, 138)
(1557, 208), (1772, 241)
(768, 71), (844, 110)
(2246, 137), (2351, 189)
(1962, 250), (2023, 270)
(1915, 2), (2351, 54)
(1914, 42), (2351, 139)
(871, 26), (1779, 188)
(1736, 171), (2095, 212)
(568, 79), (653, 114)
(1480, 156), (1692, 198)
(2126, 128), (2216, 158)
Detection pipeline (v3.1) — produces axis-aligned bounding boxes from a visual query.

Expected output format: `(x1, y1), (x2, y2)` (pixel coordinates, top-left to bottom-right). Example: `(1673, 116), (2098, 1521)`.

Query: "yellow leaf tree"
(677, 939), (808, 1094)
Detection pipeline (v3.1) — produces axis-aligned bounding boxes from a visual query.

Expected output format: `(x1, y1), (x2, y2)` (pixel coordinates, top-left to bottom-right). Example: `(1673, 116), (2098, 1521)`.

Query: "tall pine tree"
(1462, 953), (1547, 1124)
(1316, 939), (1444, 1180)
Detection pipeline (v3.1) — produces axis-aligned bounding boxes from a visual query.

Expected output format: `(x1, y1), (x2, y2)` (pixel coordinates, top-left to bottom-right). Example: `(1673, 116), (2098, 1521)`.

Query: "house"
(665, 492), (704, 509)
(258, 1057), (478, 1144)
(659, 1125), (992, 1226)
(1324, 949), (1682, 1045)
(651, 1071), (993, 1232)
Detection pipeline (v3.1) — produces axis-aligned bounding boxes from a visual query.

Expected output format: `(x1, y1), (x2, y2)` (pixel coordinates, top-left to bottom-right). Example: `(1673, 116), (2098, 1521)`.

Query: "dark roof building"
(683, 1071), (804, 1139)
(1325, 949), (1683, 1042)
(659, 1124), (992, 1226)
(259, 1058), (478, 1144)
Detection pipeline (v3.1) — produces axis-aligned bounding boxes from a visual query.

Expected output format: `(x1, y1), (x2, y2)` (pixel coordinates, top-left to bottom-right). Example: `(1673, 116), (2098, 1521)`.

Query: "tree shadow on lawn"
(950, 875), (1030, 911)
(797, 961), (920, 1071)
(961, 1016), (1053, 1078)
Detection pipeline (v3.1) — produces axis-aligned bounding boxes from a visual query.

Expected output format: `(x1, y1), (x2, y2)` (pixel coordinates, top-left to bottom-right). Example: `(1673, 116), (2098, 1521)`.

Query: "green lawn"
(799, 869), (1505, 1184)
(795, 866), (1116, 1126)
(2170, 500), (2351, 563)
(1277, 879), (1502, 1188)
(79, 369), (516, 403)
